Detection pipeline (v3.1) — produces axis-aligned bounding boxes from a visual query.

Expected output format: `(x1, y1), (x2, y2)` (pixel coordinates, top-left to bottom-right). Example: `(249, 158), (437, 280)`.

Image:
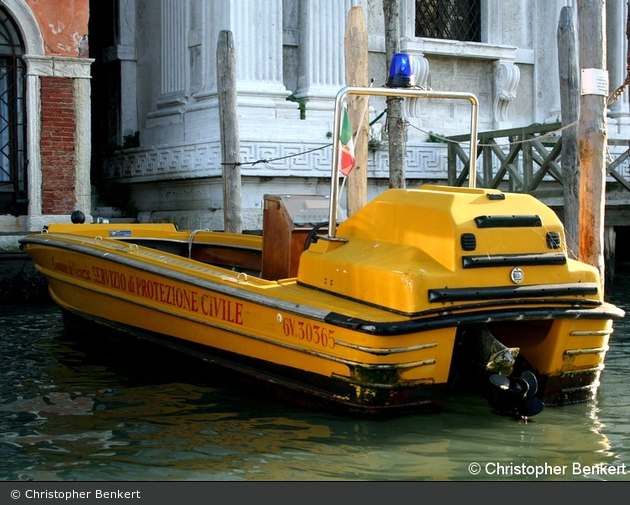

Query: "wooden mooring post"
(383, 0), (406, 188)
(345, 6), (369, 216)
(557, 6), (580, 260)
(217, 30), (242, 234)
(577, 0), (607, 293)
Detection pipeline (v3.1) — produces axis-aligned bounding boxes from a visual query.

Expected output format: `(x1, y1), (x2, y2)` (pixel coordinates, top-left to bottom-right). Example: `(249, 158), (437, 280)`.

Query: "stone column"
(158, 0), (188, 110)
(24, 64), (41, 218)
(74, 75), (92, 216)
(117, 0), (138, 139)
(194, 0), (289, 108)
(607, 0), (630, 135)
(230, 0), (290, 104)
(101, 0), (138, 141)
(295, 0), (353, 113)
(483, 0), (503, 44)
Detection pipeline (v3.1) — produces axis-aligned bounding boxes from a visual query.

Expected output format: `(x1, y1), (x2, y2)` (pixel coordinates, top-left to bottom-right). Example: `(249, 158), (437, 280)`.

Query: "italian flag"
(339, 107), (355, 176)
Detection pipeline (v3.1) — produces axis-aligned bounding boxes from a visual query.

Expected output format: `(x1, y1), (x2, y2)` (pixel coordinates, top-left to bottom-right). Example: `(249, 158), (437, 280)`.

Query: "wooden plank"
(606, 147), (630, 191)
(447, 137), (482, 187)
(604, 206), (630, 226)
(447, 143), (457, 185)
(191, 246), (262, 272)
(608, 169), (630, 192)
(475, 144), (483, 185)
(448, 122), (563, 142)
(531, 139), (563, 187)
(491, 143), (522, 188)
(489, 141), (508, 163)
(607, 150), (630, 191)
(451, 143), (470, 186)
(506, 164), (524, 191)
(607, 148), (629, 171)
(482, 141), (496, 188)
(522, 136), (533, 191)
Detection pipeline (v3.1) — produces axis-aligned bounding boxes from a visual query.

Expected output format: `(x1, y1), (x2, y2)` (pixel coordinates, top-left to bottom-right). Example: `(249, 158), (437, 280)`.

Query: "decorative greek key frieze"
(103, 141), (449, 182)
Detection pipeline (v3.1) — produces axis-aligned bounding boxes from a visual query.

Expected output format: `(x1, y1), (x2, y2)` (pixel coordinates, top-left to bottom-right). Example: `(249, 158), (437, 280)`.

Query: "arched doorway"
(0, 5), (26, 216)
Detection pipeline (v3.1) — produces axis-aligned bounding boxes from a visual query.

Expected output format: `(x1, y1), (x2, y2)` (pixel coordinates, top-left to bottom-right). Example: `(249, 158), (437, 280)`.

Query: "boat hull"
(24, 234), (456, 414)
(59, 308), (446, 415)
(21, 226), (623, 415)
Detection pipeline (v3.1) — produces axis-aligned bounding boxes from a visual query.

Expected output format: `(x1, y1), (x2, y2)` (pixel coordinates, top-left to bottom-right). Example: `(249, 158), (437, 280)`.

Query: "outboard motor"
(452, 325), (544, 420)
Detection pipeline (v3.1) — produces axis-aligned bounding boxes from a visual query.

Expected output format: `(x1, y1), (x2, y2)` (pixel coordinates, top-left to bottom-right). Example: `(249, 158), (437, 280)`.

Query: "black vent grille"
(461, 233), (476, 251)
(547, 232), (562, 249)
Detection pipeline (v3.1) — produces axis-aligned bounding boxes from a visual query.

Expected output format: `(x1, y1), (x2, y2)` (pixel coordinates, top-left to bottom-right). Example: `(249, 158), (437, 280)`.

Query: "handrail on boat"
(327, 86), (480, 239)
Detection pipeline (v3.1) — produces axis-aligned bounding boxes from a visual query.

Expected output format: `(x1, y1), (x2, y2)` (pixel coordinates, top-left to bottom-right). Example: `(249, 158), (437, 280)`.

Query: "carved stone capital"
(403, 54), (431, 118)
(493, 61), (520, 129)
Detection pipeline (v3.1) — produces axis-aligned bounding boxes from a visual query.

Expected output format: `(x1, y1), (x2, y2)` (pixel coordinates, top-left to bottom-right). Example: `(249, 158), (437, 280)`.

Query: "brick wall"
(40, 77), (75, 215)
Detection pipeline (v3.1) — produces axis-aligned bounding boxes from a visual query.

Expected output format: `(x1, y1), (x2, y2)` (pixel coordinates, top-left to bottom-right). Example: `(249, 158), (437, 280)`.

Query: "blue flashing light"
(387, 53), (417, 88)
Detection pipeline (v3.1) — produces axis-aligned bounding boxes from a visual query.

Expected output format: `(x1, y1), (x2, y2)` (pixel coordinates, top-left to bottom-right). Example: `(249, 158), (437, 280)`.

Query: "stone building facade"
(1, 0), (629, 235)
(0, 0), (91, 234)
(91, 0), (629, 231)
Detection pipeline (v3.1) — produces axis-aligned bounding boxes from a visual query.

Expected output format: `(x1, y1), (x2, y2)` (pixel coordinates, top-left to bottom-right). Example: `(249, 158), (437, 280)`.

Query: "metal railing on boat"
(327, 86), (480, 239)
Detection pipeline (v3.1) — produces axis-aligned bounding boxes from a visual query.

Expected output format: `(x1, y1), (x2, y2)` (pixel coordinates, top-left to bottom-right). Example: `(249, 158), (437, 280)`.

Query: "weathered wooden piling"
(217, 30), (242, 234)
(557, 6), (580, 260)
(577, 0), (607, 293)
(344, 6), (369, 216)
(382, 0), (406, 189)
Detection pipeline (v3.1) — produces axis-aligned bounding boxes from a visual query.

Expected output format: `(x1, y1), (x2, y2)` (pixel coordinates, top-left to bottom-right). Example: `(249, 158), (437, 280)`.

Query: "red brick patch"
(40, 77), (75, 215)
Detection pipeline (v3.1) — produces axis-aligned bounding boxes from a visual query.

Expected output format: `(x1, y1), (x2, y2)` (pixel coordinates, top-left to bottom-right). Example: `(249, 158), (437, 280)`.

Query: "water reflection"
(0, 284), (629, 481)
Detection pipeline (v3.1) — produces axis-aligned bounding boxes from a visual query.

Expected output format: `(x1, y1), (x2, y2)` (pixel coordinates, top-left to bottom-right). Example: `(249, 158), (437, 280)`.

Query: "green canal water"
(0, 282), (629, 482)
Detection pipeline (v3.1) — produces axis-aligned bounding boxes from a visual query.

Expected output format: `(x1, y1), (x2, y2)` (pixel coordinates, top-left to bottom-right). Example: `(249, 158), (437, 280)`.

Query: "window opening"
(415, 0), (481, 42)
(0, 6), (26, 216)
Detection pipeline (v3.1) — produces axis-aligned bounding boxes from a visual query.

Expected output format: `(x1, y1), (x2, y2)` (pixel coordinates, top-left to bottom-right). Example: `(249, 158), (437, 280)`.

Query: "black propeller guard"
(488, 370), (544, 420)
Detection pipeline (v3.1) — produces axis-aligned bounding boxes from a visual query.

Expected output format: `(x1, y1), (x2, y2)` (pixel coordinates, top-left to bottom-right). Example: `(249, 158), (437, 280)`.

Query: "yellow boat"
(20, 80), (624, 419)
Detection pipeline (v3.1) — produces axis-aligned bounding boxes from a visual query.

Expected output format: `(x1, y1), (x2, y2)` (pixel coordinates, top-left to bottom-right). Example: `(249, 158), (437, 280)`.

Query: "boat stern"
(297, 185), (623, 411)
(298, 185), (600, 313)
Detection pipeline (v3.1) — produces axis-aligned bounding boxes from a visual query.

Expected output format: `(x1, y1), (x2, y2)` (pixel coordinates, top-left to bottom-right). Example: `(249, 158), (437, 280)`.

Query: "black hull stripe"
(325, 305), (624, 336)
(23, 237), (624, 340)
(428, 282), (599, 303)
